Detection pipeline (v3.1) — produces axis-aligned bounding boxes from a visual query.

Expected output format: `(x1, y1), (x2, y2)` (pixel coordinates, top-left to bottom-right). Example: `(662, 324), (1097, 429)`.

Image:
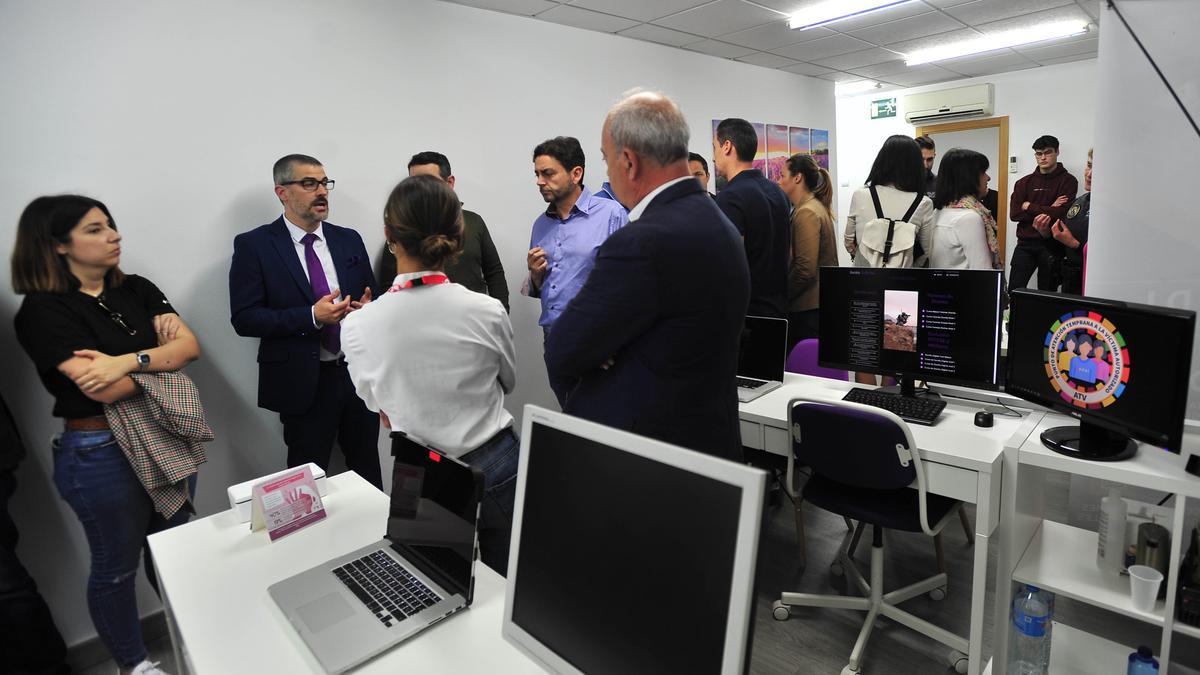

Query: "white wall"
(834, 59), (1097, 268)
(0, 0), (835, 648)
(1087, 0), (1200, 420)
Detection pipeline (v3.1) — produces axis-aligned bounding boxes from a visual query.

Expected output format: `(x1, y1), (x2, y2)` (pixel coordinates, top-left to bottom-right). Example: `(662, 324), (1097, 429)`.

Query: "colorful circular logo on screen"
(1043, 311), (1130, 409)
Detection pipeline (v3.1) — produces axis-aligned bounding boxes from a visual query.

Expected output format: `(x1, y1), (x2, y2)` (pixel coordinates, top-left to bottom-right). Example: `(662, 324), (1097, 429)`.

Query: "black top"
(0, 391), (25, 472)
(715, 169), (791, 318)
(1061, 192), (1090, 267)
(374, 208), (509, 311)
(924, 170), (937, 199)
(14, 275), (175, 419)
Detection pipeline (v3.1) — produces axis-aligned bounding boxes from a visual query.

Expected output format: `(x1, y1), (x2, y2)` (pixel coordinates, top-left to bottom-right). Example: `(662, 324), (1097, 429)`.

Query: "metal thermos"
(1137, 522), (1171, 597)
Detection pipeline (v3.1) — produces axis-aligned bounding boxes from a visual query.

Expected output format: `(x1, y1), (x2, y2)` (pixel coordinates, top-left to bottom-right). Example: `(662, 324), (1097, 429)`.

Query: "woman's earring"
(386, 242), (395, 254)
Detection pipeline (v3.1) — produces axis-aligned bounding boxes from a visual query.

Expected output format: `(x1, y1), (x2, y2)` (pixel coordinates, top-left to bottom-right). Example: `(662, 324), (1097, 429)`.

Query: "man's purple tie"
(301, 232), (340, 355)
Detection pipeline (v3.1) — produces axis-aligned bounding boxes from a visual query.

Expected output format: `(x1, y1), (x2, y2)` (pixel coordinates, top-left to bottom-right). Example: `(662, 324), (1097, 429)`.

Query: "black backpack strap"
(869, 184), (885, 219)
(881, 219), (896, 267)
(902, 191), (924, 222)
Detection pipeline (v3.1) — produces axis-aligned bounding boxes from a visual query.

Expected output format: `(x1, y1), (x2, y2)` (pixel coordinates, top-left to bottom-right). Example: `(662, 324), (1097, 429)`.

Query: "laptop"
(736, 315), (789, 403)
(268, 437), (484, 674)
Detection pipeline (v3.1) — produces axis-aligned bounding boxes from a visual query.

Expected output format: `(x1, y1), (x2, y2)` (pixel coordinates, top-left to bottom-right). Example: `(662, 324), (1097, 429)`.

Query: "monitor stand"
(877, 373), (942, 401)
(1041, 420), (1138, 462)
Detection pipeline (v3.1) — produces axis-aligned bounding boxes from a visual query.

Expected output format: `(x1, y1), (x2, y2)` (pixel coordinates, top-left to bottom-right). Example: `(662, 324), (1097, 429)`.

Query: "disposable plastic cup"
(1128, 564), (1164, 612)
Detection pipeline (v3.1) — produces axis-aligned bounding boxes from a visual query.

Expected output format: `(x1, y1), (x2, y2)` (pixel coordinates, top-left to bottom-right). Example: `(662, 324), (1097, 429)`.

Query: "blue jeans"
(460, 427), (519, 577)
(52, 429), (195, 668)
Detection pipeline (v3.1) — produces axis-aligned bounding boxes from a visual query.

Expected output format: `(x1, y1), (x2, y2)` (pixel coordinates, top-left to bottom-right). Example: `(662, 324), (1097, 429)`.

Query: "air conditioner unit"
(903, 84), (994, 124)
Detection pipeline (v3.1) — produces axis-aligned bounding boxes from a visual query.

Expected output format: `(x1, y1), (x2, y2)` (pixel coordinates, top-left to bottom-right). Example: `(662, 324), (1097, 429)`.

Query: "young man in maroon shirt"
(1009, 135), (1078, 290)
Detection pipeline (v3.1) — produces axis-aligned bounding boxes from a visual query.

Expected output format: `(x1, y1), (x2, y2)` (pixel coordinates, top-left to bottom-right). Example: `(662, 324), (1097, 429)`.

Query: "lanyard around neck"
(387, 273), (450, 294)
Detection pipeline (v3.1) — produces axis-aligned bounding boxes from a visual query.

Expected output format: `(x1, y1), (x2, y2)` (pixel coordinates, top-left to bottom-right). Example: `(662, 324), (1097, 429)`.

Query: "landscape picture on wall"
(712, 119), (827, 192)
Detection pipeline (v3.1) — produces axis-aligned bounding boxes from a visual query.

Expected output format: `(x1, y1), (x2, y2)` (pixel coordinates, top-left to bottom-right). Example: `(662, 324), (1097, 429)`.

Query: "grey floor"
(74, 470), (1200, 674)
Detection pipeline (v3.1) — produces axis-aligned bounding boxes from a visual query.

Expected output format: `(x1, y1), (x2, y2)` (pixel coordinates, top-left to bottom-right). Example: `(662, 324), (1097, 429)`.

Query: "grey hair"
(605, 89), (690, 167)
(273, 154), (322, 185)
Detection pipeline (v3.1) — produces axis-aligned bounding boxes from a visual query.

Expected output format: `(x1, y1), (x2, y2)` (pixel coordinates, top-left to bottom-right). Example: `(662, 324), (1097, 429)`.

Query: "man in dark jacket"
(1009, 135), (1079, 291)
(1, 390), (70, 674)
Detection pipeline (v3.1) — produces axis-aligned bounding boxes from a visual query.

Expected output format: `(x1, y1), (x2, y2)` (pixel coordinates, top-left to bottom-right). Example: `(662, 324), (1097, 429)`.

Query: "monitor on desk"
(818, 267), (1004, 397)
(1006, 289), (1195, 461)
(503, 406), (766, 675)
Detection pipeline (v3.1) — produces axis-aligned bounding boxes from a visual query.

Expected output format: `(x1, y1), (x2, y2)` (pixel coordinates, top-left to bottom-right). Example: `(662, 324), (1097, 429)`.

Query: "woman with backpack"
(844, 135), (934, 269)
(929, 149), (1001, 271)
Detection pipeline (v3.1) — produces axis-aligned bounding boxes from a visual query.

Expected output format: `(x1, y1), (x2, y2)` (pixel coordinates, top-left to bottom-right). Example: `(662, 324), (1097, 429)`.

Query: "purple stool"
(785, 339), (848, 381)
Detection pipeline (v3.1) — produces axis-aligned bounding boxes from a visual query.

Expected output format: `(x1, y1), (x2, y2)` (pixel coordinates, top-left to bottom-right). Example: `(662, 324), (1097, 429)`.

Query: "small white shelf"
(1013, 520), (1166, 625)
(1047, 622), (1134, 674)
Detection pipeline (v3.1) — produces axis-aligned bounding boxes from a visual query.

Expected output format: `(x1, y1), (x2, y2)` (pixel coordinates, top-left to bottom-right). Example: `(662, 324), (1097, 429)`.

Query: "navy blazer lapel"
(323, 224), (353, 294)
(642, 177), (705, 218)
(268, 218), (316, 303)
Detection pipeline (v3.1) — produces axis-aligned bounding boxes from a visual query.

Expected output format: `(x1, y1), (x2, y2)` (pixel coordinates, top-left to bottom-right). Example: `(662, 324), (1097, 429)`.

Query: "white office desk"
(739, 373), (1044, 675)
(147, 472), (540, 674)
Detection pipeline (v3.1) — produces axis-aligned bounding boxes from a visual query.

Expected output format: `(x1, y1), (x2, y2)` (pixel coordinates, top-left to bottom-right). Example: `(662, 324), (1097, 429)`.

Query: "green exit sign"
(870, 98), (897, 119)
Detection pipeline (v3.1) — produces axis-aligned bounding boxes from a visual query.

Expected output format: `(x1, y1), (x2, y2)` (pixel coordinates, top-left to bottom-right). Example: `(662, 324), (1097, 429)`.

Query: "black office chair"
(772, 398), (970, 675)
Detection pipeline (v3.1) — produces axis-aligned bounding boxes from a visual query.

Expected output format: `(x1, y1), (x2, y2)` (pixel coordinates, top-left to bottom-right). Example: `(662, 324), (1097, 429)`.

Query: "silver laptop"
(269, 436), (484, 674)
(736, 315), (789, 403)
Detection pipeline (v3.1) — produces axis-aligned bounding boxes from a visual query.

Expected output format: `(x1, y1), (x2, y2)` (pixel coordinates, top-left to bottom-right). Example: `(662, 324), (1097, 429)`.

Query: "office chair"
(773, 398), (970, 675)
(785, 338), (849, 381)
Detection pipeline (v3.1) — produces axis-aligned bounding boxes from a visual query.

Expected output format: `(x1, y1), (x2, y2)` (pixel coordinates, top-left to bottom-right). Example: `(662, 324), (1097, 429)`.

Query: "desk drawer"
(763, 426), (790, 456)
(924, 461), (977, 503)
(740, 420), (763, 450)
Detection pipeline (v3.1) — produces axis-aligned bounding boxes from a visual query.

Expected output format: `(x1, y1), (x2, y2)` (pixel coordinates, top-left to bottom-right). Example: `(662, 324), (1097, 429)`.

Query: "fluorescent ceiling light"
(789, 0), (916, 31)
(904, 20), (1090, 65)
(835, 80), (882, 97)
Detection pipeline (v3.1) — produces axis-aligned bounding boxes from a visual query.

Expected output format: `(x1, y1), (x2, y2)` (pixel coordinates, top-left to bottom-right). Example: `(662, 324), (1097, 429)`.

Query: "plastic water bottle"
(1006, 584), (1053, 675)
(1127, 646), (1160, 674)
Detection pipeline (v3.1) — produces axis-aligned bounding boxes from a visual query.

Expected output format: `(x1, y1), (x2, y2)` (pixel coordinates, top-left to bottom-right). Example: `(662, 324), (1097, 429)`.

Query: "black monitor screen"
(1006, 289), (1195, 452)
(511, 422), (742, 675)
(818, 267), (1003, 388)
(739, 315), (788, 381)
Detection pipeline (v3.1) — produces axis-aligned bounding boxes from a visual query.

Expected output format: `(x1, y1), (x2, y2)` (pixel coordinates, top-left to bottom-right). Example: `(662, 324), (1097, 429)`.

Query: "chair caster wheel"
(947, 650), (968, 674)
(840, 665), (860, 675)
(771, 600), (791, 621)
(830, 560), (845, 577)
(928, 586), (947, 601)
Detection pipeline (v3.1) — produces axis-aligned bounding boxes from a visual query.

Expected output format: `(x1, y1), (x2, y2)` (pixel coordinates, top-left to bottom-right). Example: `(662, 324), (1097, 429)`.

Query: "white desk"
(147, 472), (540, 674)
(739, 373), (1044, 675)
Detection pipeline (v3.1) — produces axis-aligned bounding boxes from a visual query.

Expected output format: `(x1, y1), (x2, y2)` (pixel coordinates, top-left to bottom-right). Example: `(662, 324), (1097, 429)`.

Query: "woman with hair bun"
(341, 174), (518, 575)
(777, 152), (837, 349)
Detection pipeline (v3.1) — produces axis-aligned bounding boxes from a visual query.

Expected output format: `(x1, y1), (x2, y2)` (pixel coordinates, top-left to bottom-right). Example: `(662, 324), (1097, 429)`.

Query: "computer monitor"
(503, 406), (766, 675)
(1006, 289), (1195, 461)
(818, 267), (1004, 397)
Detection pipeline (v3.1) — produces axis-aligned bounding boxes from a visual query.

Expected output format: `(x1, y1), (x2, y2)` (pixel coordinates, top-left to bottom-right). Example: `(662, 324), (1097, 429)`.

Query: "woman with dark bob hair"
(11, 195), (203, 675)
(929, 149), (1001, 270)
(843, 134), (934, 266)
(341, 175), (519, 575)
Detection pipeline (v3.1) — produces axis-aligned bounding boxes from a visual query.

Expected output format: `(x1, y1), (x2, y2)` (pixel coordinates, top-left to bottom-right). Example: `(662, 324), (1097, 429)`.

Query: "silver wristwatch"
(136, 351), (151, 370)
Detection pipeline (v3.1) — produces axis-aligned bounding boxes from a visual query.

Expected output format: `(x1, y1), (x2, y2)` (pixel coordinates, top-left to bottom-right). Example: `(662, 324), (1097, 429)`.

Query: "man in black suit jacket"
(229, 154), (382, 487)
(545, 91), (750, 462)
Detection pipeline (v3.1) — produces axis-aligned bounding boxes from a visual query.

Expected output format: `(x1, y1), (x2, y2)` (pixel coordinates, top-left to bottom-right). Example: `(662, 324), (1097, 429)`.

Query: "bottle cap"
(1136, 645), (1153, 660)
(1026, 584), (1040, 593)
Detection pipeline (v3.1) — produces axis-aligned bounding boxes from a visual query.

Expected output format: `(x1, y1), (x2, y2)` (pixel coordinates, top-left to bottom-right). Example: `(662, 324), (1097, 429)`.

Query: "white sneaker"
(127, 660), (171, 675)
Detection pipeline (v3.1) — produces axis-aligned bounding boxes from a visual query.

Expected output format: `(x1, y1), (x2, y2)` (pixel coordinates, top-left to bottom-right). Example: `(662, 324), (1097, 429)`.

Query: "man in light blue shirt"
(523, 136), (627, 403)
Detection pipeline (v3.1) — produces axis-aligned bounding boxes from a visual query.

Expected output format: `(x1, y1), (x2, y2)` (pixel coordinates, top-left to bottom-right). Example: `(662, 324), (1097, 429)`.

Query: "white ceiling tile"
(883, 26), (976, 54)
(1018, 36), (1099, 61)
(848, 11), (965, 46)
(770, 33), (875, 60)
(974, 4), (1093, 34)
(567, 0), (710, 23)
(921, 0), (978, 7)
(1077, 0), (1102, 20)
(1034, 52), (1098, 66)
(736, 51), (800, 68)
(941, 0), (1074, 26)
(813, 47), (903, 70)
(617, 23), (703, 47)
(442, 0), (558, 15)
(653, 0), (787, 38)
(937, 50), (1040, 76)
(818, 71), (868, 82)
(779, 61), (837, 76)
(537, 5), (640, 32)
(683, 39), (759, 59)
(849, 58), (921, 78)
(718, 22), (836, 50)
(748, 0), (815, 12)
(812, 1), (938, 32)
(879, 64), (961, 85)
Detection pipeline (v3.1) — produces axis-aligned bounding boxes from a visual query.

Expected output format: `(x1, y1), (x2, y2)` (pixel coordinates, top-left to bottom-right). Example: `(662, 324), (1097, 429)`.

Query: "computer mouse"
(974, 411), (994, 428)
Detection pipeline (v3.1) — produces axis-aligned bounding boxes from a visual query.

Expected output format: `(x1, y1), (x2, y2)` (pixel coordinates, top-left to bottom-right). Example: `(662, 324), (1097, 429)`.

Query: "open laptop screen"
(510, 421), (745, 674)
(738, 315), (788, 381)
(388, 442), (481, 595)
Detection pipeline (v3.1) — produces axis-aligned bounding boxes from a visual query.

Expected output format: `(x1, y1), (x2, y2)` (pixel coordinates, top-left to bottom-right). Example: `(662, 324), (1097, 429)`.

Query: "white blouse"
(341, 271), (516, 457)
(929, 208), (995, 270)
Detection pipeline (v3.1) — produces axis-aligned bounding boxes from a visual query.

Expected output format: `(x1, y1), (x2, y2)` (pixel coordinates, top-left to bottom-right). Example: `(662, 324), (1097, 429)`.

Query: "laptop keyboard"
(842, 387), (946, 426)
(333, 550), (442, 628)
(736, 377), (767, 389)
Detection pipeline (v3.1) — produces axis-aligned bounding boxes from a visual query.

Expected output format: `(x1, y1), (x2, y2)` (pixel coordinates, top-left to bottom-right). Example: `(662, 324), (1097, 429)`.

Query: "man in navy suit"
(229, 154), (382, 487)
(544, 91), (750, 462)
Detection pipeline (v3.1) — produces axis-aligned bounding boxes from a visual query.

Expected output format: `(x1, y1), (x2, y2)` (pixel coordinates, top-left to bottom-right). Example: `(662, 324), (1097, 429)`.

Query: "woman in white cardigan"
(843, 134), (935, 266)
(928, 149), (1001, 271)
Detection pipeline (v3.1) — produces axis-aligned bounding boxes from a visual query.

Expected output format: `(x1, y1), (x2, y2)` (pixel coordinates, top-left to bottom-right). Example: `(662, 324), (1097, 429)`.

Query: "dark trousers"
(0, 469), (69, 675)
(459, 427), (520, 577)
(1061, 261), (1084, 295)
(787, 309), (820, 354)
(281, 362), (382, 489)
(1010, 238), (1062, 291)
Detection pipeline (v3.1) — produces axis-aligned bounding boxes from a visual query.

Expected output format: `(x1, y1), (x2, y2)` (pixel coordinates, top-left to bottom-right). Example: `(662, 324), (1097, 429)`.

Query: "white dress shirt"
(283, 216), (341, 359)
(340, 271), (516, 457)
(627, 176), (694, 222)
(929, 207), (995, 270)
